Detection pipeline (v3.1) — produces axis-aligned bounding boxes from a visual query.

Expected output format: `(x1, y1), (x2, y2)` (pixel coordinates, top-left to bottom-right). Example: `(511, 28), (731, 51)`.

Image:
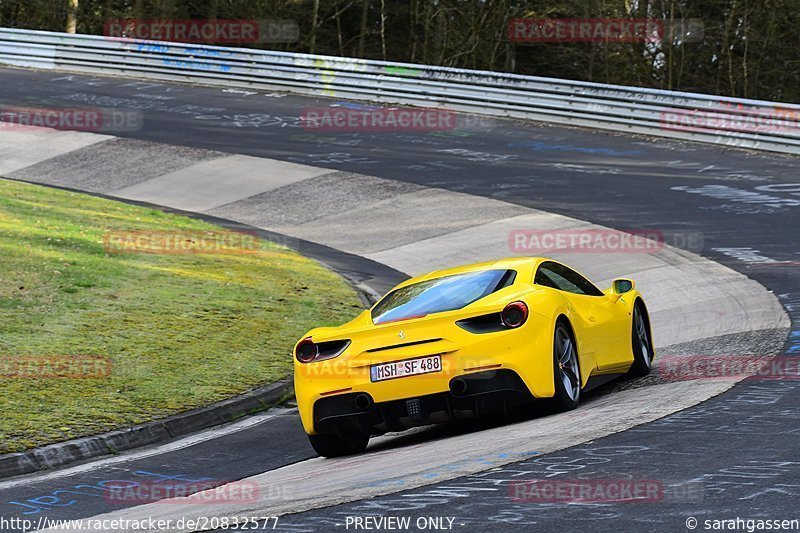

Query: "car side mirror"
(612, 278), (635, 294)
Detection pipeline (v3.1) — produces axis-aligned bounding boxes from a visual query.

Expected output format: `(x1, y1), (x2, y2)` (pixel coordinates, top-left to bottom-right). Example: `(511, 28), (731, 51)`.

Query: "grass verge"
(0, 178), (362, 454)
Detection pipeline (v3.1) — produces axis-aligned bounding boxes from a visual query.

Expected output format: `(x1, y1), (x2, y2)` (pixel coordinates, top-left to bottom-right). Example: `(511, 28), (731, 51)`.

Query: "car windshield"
(372, 269), (515, 324)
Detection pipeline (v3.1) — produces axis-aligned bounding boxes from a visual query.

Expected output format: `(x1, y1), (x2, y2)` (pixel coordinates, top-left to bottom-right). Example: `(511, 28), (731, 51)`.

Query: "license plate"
(370, 355), (442, 382)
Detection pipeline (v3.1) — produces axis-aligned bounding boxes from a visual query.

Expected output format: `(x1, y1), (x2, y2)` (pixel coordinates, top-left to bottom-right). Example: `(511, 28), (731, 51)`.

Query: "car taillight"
(296, 338), (318, 363)
(296, 338), (351, 363)
(501, 301), (528, 328)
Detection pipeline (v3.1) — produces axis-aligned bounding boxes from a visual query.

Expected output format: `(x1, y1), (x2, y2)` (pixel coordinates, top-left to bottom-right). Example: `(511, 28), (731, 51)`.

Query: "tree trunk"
(379, 0), (387, 60)
(409, 0), (418, 62)
(310, 0), (320, 53)
(358, 0), (369, 57)
(66, 0), (78, 33)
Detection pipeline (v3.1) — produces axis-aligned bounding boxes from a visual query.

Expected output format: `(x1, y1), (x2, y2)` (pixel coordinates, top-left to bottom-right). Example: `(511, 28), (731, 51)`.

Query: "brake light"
(501, 301), (528, 328)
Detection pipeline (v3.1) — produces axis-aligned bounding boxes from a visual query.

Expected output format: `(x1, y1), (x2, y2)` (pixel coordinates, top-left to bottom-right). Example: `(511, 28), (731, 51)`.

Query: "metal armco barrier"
(2, 27), (800, 154)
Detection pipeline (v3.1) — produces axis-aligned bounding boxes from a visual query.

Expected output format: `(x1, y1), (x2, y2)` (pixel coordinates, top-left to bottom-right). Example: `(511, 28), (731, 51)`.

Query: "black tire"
(551, 321), (580, 411)
(308, 432), (369, 458)
(627, 302), (654, 377)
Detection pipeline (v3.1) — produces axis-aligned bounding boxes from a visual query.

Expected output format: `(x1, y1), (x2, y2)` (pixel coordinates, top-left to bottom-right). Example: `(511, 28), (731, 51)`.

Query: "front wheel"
(551, 322), (580, 411)
(308, 432), (369, 458)
(627, 303), (653, 377)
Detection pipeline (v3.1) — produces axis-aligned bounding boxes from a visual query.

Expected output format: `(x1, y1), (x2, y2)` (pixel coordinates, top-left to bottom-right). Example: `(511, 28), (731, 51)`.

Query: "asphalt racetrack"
(0, 66), (799, 532)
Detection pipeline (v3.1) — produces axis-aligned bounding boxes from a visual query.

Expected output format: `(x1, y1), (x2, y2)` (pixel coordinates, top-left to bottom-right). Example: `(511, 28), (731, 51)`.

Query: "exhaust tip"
(450, 378), (468, 396)
(354, 393), (373, 411)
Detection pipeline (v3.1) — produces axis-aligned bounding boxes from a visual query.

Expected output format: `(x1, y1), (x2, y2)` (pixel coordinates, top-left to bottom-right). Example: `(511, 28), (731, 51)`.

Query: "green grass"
(0, 178), (363, 453)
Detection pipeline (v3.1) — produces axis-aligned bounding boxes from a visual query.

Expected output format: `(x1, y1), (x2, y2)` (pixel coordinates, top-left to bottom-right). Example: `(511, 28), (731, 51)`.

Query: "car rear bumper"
(312, 369), (533, 436)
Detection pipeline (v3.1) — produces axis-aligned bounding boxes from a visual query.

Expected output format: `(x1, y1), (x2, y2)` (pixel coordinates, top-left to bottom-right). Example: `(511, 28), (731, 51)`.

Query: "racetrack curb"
(0, 378), (292, 479)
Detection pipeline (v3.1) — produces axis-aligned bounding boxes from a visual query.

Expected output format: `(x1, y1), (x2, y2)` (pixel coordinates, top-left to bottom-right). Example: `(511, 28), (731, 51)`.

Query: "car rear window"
(372, 269), (516, 324)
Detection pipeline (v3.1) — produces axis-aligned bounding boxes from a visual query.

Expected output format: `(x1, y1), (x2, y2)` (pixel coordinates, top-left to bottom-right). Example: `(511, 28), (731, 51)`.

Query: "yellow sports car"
(293, 257), (654, 457)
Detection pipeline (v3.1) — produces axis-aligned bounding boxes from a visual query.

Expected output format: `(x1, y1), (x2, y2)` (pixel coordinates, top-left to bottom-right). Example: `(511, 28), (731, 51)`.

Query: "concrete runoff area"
(114, 155), (332, 212)
(0, 128), (110, 175)
(7, 137), (220, 193)
(208, 171), (425, 229)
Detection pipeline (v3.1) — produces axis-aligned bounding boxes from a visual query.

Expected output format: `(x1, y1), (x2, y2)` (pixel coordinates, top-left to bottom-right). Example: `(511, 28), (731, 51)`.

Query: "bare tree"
(357, 0), (369, 56)
(379, 0), (387, 60)
(66, 0), (78, 32)
(310, 0), (320, 53)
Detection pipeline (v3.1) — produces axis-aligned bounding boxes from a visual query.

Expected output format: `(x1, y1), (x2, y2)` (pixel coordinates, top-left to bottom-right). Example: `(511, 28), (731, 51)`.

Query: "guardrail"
(2, 27), (800, 154)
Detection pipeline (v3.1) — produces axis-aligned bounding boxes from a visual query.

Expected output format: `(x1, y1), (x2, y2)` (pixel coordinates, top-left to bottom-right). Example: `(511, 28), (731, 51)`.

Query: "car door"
(583, 294), (633, 371)
(534, 261), (630, 371)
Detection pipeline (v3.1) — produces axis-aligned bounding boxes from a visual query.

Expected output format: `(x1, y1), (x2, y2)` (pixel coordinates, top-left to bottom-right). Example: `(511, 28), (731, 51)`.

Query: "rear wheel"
(552, 322), (580, 411)
(627, 303), (653, 377)
(308, 432), (369, 458)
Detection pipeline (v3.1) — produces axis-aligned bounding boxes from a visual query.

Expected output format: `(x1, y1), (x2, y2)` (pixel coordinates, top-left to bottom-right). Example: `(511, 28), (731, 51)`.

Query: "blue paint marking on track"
(6, 471), (212, 515)
(508, 141), (642, 156)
